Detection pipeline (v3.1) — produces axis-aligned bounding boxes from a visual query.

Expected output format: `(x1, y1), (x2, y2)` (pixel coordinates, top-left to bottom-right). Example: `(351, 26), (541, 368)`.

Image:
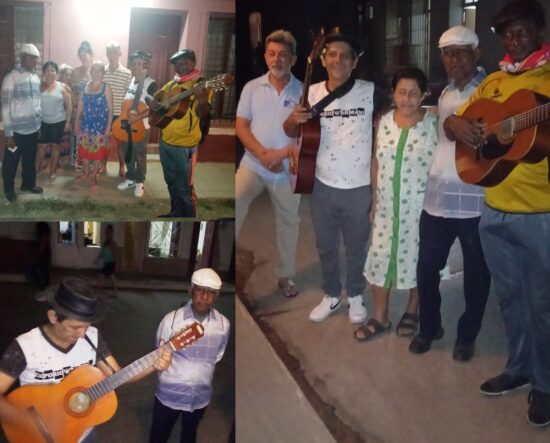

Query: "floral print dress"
(365, 110), (437, 289)
(78, 82), (109, 160)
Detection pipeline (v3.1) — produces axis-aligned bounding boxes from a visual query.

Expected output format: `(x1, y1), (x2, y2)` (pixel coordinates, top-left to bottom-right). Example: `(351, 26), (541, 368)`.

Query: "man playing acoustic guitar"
(444, 0), (550, 427)
(116, 50), (158, 198)
(155, 49), (211, 218)
(0, 277), (172, 442)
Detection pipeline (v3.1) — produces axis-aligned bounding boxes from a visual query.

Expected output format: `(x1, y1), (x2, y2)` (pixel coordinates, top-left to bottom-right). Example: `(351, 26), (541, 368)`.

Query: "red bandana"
(499, 42), (550, 73)
(174, 69), (201, 83)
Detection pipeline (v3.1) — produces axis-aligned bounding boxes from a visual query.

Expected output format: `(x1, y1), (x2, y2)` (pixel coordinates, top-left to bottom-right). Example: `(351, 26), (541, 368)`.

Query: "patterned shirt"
(104, 63), (132, 116)
(155, 301), (230, 412)
(423, 68), (486, 218)
(1, 65), (41, 137)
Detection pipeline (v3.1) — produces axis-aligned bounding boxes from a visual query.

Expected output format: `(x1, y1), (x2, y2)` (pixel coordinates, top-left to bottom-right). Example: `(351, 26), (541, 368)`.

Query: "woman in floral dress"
(355, 67), (437, 341)
(74, 61), (113, 188)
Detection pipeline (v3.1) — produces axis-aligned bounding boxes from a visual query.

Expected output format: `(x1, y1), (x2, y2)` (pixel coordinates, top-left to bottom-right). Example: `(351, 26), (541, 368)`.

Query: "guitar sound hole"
(67, 391), (91, 414)
(480, 134), (512, 160)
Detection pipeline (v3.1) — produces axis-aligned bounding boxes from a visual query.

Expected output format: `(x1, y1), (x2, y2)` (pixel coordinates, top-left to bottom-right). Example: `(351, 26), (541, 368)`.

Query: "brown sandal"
(354, 318), (392, 342)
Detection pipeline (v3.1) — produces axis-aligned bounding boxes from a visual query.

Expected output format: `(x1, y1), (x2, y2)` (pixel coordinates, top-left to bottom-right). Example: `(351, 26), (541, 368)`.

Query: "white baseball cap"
(21, 43), (40, 57)
(438, 26), (479, 49)
(191, 268), (222, 290)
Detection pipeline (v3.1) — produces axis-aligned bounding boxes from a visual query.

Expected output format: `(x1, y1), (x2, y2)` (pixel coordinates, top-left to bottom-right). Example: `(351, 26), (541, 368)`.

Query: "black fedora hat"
(169, 49), (196, 64)
(492, 0), (545, 34)
(45, 277), (105, 322)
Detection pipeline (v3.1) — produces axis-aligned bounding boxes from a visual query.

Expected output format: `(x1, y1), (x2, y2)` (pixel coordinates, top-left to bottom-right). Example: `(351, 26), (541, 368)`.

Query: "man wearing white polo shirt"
(235, 29), (303, 298)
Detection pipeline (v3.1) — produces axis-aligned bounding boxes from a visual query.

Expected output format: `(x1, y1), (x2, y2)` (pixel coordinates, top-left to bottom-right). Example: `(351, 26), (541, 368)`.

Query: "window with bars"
(148, 222), (181, 258)
(203, 14), (235, 126)
(383, 0), (430, 75)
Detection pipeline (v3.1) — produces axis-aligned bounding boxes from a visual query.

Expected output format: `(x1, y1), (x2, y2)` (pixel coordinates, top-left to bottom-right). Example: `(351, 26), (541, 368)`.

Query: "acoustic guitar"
(455, 88), (550, 187)
(148, 73), (233, 129)
(1, 322), (204, 443)
(288, 30), (326, 194)
(111, 98), (148, 143)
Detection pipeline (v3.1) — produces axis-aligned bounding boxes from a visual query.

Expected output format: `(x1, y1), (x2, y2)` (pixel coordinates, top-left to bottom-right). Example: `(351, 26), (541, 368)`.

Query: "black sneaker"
(528, 390), (550, 427)
(453, 341), (475, 362)
(479, 373), (530, 396)
(20, 186), (43, 194)
(409, 327), (444, 354)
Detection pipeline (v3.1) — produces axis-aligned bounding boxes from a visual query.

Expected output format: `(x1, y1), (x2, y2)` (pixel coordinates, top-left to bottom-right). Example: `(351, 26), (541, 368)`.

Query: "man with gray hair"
(1, 43), (43, 203)
(103, 42), (132, 177)
(409, 26), (490, 360)
(235, 29), (303, 298)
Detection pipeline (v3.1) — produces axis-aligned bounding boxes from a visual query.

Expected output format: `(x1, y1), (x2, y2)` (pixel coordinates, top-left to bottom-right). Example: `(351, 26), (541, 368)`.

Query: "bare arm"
(0, 371), (34, 431)
(283, 105), (311, 138)
(236, 117), (287, 172)
(443, 114), (485, 146)
(74, 90), (83, 134)
(61, 83), (73, 133)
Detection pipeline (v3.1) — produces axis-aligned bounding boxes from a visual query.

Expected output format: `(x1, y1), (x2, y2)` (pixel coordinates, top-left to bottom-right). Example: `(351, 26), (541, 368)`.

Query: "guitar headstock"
(169, 322), (205, 351)
(205, 73), (234, 92)
(307, 28), (326, 65)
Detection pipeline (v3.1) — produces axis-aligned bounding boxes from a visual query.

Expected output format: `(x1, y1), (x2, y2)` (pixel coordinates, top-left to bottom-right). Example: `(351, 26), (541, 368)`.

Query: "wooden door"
(128, 9), (183, 144)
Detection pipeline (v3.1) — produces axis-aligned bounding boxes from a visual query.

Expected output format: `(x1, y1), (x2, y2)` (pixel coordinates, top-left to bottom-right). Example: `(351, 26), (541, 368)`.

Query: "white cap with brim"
(21, 43), (40, 57)
(438, 26), (479, 48)
(191, 268), (222, 290)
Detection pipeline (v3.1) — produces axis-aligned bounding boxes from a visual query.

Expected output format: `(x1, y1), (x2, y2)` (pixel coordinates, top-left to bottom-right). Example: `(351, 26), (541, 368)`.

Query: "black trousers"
(149, 397), (206, 443)
(417, 211), (491, 343)
(2, 131), (38, 195)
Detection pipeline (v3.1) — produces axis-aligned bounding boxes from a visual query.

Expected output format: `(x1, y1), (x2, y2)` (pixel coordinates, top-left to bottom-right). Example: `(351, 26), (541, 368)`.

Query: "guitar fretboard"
(85, 344), (170, 402)
(514, 102), (550, 132)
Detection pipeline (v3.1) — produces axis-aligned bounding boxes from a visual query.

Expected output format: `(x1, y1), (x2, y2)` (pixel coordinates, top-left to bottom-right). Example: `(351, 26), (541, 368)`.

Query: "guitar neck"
(515, 102), (550, 131)
(300, 63), (314, 108)
(166, 88), (195, 107)
(85, 344), (171, 402)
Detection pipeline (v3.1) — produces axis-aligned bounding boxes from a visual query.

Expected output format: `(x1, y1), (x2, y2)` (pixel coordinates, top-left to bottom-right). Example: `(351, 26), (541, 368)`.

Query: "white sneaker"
(348, 295), (367, 324)
(117, 179), (135, 190)
(309, 295), (341, 322)
(134, 183), (144, 197)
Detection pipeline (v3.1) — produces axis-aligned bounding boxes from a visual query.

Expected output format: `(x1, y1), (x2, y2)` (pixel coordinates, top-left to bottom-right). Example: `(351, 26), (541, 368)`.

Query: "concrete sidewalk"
(237, 191), (549, 443)
(236, 296), (335, 443)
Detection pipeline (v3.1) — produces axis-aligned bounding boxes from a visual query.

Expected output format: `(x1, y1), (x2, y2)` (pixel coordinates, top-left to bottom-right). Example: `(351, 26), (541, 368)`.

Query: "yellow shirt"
(160, 78), (212, 147)
(456, 62), (550, 213)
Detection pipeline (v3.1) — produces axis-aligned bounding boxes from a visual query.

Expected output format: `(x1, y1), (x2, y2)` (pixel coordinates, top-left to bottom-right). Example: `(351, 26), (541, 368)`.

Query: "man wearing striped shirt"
(409, 26), (491, 361)
(104, 42), (132, 177)
(1, 43), (43, 203)
(149, 268), (230, 443)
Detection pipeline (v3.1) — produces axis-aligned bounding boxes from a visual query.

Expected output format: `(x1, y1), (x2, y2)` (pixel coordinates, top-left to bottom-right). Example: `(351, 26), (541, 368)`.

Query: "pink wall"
(20, 0), (234, 71)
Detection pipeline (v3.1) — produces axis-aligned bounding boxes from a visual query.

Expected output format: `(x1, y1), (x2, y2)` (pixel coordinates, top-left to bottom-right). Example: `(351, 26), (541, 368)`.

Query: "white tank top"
(41, 81), (67, 124)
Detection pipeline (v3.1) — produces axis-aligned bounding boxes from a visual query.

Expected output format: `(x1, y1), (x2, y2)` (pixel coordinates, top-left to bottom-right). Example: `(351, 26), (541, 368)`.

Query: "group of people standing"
(2, 39), (210, 217)
(237, 0), (550, 428)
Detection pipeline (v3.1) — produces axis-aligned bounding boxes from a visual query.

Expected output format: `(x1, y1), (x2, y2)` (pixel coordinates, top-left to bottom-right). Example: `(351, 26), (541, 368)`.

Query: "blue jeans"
(310, 179), (371, 298)
(159, 140), (196, 217)
(417, 211), (491, 342)
(479, 205), (550, 393)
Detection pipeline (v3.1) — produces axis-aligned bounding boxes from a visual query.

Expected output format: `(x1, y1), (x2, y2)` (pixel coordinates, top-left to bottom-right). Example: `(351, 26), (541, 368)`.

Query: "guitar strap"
(85, 334), (117, 375)
(309, 77), (356, 117)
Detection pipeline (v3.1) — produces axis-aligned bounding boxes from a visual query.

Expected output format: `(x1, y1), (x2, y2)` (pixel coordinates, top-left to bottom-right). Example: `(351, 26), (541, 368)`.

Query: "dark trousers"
(2, 131), (38, 195)
(159, 140), (196, 217)
(149, 397), (206, 443)
(417, 211), (491, 343)
(310, 179), (371, 298)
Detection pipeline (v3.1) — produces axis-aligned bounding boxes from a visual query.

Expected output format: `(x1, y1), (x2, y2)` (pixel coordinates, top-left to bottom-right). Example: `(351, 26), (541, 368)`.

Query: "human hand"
(4, 136), (15, 148)
(64, 121), (71, 133)
(153, 340), (173, 371)
(291, 105), (312, 125)
(444, 115), (485, 147)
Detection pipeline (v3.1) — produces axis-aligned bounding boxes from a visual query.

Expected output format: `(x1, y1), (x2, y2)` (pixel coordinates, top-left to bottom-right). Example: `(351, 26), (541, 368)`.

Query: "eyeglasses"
(440, 47), (473, 59)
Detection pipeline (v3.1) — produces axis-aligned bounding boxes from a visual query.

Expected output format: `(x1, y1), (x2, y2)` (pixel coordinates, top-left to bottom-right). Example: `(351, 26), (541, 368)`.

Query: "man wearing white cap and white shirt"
(409, 26), (491, 361)
(1, 43), (43, 203)
(149, 268), (230, 443)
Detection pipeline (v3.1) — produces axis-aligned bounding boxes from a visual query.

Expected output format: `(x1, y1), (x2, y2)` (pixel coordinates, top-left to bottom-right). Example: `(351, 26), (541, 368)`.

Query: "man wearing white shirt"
(409, 26), (491, 361)
(236, 29), (303, 298)
(149, 268), (230, 443)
